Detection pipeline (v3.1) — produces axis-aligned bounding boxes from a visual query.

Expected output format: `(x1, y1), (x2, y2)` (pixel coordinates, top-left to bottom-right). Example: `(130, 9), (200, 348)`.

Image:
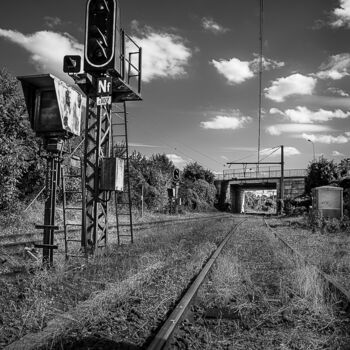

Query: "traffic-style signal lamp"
(84, 0), (121, 75)
(173, 168), (180, 182)
(63, 55), (81, 74)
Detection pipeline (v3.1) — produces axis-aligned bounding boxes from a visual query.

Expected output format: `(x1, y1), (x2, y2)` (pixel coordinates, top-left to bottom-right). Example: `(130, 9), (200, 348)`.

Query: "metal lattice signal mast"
(65, 0), (142, 253)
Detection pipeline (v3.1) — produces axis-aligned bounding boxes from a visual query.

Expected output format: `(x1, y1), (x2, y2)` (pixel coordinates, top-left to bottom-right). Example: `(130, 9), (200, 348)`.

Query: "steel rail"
(146, 218), (247, 350)
(264, 219), (350, 308)
(0, 213), (233, 250)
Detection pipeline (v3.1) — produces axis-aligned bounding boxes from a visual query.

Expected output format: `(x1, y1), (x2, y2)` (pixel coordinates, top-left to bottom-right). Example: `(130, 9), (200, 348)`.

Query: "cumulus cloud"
(265, 73), (317, 102)
(260, 147), (300, 157)
(332, 150), (345, 156)
(166, 154), (187, 168)
(327, 87), (350, 96)
(130, 24), (192, 83)
(201, 110), (252, 130)
(316, 53), (350, 80)
(201, 17), (229, 34)
(211, 58), (254, 84)
(270, 106), (350, 123)
(266, 124), (331, 136)
(250, 54), (285, 72)
(0, 29), (83, 80)
(44, 16), (63, 28)
(211, 55), (284, 85)
(302, 133), (349, 144)
(330, 0), (350, 28)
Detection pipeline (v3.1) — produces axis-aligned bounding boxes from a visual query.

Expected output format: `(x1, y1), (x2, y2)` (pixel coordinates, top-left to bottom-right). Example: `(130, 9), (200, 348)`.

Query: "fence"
(215, 168), (307, 181)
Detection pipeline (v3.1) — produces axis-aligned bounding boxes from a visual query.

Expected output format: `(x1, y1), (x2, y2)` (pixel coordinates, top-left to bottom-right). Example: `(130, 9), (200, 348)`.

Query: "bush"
(0, 68), (44, 210)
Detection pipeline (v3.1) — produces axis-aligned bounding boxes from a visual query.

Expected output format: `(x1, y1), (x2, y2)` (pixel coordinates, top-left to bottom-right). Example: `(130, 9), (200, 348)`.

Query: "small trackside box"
(100, 157), (124, 191)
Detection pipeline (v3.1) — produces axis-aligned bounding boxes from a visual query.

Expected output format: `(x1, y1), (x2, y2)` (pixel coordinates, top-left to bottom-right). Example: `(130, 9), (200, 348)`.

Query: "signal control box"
(100, 157), (124, 191)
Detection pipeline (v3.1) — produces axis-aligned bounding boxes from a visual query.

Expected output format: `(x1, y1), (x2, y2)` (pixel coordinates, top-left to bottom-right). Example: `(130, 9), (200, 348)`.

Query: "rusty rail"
(146, 218), (247, 350)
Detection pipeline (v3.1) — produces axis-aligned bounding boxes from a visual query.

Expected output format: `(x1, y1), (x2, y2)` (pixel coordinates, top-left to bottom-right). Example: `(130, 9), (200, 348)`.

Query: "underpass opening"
(244, 189), (277, 214)
(230, 183), (277, 214)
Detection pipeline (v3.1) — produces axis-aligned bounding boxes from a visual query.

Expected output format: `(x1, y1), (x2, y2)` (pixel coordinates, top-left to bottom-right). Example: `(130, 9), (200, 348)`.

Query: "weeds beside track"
(147, 217), (350, 349)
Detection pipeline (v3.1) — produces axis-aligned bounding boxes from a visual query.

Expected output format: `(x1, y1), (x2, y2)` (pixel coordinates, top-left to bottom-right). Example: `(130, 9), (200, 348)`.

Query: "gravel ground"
(170, 217), (350, 349)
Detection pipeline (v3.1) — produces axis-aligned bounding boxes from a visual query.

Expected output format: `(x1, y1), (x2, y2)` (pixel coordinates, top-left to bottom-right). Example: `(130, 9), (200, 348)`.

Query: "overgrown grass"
(0, 218), (232, 348)
(189, 219), (350, 349)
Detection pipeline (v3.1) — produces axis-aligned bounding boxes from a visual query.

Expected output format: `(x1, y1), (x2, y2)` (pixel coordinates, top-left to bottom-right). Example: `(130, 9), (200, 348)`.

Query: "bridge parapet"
(216, 168), (307, 181)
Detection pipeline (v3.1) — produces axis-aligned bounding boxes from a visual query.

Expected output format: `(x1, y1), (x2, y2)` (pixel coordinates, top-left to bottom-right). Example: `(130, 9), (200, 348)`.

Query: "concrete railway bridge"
(214, 168), (307, 213)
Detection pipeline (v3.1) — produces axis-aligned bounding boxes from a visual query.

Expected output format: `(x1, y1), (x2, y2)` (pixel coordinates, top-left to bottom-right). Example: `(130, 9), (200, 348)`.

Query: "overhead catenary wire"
(125, 111), (219, 172)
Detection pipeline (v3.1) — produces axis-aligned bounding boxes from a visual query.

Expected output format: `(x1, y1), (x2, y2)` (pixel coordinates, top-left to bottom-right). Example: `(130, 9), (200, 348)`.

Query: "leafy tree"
(305, 156), (338, 194)
(182, 162), (214, 184)
(338, 158), (350, 177)
(180, 162), (216, 211)
(128, 152), (175, 210)
(0, 68), (44, 210)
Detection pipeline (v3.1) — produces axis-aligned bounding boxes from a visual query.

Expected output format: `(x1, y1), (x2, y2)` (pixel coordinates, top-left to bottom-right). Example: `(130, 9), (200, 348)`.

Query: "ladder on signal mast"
(111, 102), (134, 244)
(61, 153), (87, 260)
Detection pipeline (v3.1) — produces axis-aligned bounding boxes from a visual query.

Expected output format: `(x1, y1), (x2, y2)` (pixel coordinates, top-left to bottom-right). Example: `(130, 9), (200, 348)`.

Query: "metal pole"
(141, 183), (144, 218)
(257, 0), (264, 170)
(308, 139), (315, 161)
(280, 145), (284, 213)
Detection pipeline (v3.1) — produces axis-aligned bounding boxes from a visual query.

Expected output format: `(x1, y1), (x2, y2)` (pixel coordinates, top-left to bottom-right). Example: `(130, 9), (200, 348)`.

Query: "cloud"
(0, 29), (83, 80)
(201, 110), (252, 130)
(270, 106), (350, 123)
(44, 16), (63, 28)
(166, 154), (187, 168)
(211, 57), (254, 84)
(129, 142), (161, 148)
(260, 147), (300, 157)
(211, 55), (284, 85)
(332, 150), (345, 156)
(327, 87), (350, 96)
(264, 73), (317, 102)
(330, 0), (350, 28)
(201, 17), (229, 34)
(130, 23), (192, 83)
(316, 53), (350, 80)
(302, 133), (349, 144)
(220, 155), (229, 161)
(266, 123), (332, 136)
(250, 54), (285, 72)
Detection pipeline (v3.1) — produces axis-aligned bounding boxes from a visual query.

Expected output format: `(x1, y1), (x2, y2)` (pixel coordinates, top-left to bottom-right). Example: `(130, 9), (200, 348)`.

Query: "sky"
(1, 0), (350, 174)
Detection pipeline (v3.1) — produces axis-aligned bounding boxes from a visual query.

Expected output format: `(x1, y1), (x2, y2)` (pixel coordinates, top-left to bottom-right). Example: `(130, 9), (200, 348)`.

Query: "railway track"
(144, 217), (350, 349)
(3, 215), (350, 349)
(0, 213), (232, 251)
(0, 213), (233, 277)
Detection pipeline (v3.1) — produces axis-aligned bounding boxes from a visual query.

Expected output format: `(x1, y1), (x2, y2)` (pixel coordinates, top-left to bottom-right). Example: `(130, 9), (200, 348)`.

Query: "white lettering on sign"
(97, 96), (112, 106)
(98, 79), (112, 94)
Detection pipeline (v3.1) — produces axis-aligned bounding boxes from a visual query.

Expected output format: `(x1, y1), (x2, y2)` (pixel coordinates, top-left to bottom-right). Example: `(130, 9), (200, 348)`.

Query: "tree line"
(0, 68), (216, 212)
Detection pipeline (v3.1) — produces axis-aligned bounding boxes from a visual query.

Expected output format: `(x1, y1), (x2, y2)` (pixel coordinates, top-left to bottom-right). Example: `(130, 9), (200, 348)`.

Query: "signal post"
(77, 0), (142, 253)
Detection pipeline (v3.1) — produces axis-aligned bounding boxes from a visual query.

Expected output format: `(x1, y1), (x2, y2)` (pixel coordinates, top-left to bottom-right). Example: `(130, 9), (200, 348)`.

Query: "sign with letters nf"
(97, 77), (112, 96)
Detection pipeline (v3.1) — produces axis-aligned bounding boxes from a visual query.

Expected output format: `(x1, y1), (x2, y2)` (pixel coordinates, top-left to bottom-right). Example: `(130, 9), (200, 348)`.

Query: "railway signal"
(63, 55), (81, 74)
(173, 168), (180, 182)
(84, 0), (121, 75)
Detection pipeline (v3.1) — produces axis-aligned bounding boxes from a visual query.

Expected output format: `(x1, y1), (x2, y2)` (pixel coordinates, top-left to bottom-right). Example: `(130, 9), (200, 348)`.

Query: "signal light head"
(63, 55), (81, 73)
(85, 0), (116, 70)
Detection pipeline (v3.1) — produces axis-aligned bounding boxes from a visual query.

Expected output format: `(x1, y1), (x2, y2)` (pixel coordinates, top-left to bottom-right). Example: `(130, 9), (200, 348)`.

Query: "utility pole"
(257, 0), (264, 170)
